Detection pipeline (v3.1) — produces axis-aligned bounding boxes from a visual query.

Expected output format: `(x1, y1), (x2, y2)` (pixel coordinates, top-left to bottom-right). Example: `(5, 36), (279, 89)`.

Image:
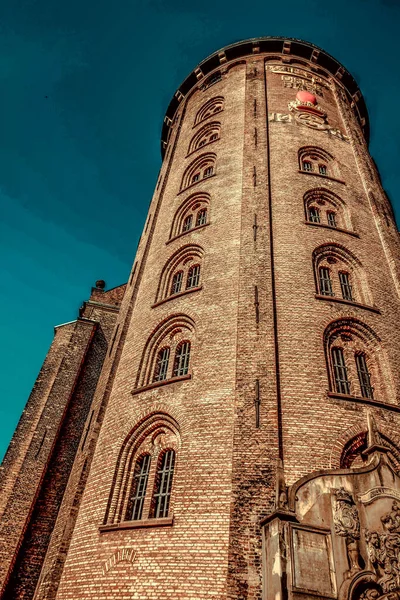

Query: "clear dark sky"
(0, 0), (399, 459)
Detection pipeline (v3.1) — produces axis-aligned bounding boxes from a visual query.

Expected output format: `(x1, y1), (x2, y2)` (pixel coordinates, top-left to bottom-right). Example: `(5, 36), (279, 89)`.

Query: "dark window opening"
(126, 454), (151, 521)
(319, 267), (334, 296)
(339, 271), (353, 301)
(173, 341), (191, 377)
(302, 160), (313, 172)
(319, 164), (327, 175)
(332, 347), (350, 395)
(171, 271), (183, 295)
(356, 353), (374, 398)
(327, 211), (337, 227)
(203, 166), (213, 178)
(196, 208), (207, 226)
(182, 215), (193, 232)
(152, 450), (175, 519)
(154, 347), (170, 382)
(186, 265), (200, 289)
(309, 206), (320, 223)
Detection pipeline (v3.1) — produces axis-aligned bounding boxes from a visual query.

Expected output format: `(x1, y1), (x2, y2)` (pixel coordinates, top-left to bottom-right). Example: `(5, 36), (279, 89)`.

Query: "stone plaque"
(292, 527), (335, 596)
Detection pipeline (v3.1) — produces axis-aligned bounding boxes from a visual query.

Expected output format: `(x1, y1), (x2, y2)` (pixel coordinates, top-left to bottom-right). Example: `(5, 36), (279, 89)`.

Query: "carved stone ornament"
(334, 488), (362, 577)
(366, 501), (400, 594)
(268, 112), (349, 141)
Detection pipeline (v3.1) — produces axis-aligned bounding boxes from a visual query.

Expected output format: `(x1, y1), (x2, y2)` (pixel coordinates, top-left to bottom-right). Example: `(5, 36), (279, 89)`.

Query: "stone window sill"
(327, 392), (400, 413)
(178, 173), (216, 195)
(167, 222), (210, 245)
(304, 221), (359, 238)
(315, 295), (380, 314)
(298, 170), (346, 185)
(99, 516), (174, 533)
(131, 374), (192, 396)
(152, 286), (202, 308)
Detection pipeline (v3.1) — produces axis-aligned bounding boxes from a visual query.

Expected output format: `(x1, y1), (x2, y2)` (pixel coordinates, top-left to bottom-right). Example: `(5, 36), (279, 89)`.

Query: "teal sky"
(1, 0), (399, 460)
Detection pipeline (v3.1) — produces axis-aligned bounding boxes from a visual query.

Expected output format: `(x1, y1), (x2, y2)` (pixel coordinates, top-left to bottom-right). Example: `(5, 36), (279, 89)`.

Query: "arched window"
(153, 347), (170, 382)
(196, 208), (207, 226)
(304, 188), (352, 231)
(312, 243), (372, 306)
(173, 341), (191, 377)
(135, 314), (195, 389)
(151, 449), (176, 519)
(169, 193), (210, 240)
(188, 122), (221, 154)
(308, 206), (320, 223)
(298, 146), (337, 179)
(103, 412), (180, 526)
(319, 267), (334, 296)
(324, 318), (393, 402)
(182, 215), (193, 232)
(340, 431), (400, 471)
(155, 244), (204, 303)
(126, 454), (151, 521)
(181, 154), (216, 191)
(187, 264), (200, 289)
(195, 97), (224, 126)
(170, 271), (183, 295)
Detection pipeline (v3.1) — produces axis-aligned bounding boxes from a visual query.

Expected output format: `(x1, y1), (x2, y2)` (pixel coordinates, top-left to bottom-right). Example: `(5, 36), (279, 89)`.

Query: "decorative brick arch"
(298, 145), (339, 178)
(103, 411), (181, 525)
(312, 242), (372, 305)
(194, 96), (224, 126)
(304, 187), (352, 231)
(155, 243), (204, 302)
(323, 317), (394, 402)
(188, 121), (221, 155)
(135, 313), (196, 388)
(169, 192), (210, 240)
(180, 153), (216, 191)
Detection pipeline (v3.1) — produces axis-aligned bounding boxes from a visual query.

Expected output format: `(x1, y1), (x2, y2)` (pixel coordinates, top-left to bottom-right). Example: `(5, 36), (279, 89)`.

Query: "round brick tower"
(26, 38), (400, 600)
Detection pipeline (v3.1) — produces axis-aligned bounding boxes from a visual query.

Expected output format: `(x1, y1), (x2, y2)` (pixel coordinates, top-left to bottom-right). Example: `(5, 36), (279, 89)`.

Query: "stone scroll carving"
(334, 488), (362, 577)
(366, 502), (400, 594)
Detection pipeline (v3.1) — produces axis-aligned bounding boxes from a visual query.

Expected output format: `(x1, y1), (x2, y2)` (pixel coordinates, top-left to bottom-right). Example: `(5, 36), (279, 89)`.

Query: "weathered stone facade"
(1, 37), (400, 600)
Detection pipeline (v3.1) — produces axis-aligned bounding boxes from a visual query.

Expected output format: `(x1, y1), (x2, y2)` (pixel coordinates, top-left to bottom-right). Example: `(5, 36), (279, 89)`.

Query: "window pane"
(339, 271), (353, 301)
(126, 454), (151, 521)
(332, 347), (350, 394)
(154, 347), (170, 382)
(182, 214), (193, 232)
(186, 265), (200, 289)
(173, 341), (191, 377)
(171, 271), (183, 295)
(203, 166), (213, 177)
(196, 208), (207, 226)
(327, 211), (337, 227)
(319, 267), (334, 296)
(309, 206), (320, 223)
(192, 173), (200, 183)
(319, 164), (327, 175)
(302, 160), (313, 172)
(152, 450), (175, 519)
(356, 353), (374, 398)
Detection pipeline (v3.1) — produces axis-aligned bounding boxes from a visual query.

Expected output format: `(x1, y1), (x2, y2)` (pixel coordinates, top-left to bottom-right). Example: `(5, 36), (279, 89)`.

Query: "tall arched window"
(151, 449), (176, 518)
(194, 97), (224, 125)
(324, 318), (393, 402)
(180, 154), (216, 191)
(153, 347), (170, 382)
(103, 412), (180, 527)
(169, 193), (210, 240)
(304, 188), (352, 231)
(186, 264), (200, 289)
(298, 146), (338, 179)
(173, 341), (191, 377)
(126, 454), (151, 521)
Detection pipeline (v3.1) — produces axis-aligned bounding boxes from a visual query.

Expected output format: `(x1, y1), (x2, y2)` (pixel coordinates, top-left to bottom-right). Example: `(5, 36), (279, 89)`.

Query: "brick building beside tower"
(1, 36), (400, 600)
